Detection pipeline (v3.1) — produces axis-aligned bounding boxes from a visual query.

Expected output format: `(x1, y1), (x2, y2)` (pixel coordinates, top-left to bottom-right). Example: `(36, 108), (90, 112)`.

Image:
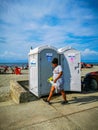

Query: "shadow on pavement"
(69, 95), (98, 105)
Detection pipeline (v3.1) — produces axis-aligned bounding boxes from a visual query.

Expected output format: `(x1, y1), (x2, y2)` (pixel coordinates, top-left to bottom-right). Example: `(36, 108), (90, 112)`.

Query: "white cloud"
(0, 51), (24, 59)
(0, 0), (98, 62)
(1, 0), (97, 44)
(81, 49), (98, 56)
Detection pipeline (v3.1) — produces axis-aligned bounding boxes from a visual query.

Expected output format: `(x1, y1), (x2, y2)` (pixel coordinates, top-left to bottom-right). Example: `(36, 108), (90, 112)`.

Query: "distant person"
(43, 58), (68, 105)
(22, 65), (24, 70)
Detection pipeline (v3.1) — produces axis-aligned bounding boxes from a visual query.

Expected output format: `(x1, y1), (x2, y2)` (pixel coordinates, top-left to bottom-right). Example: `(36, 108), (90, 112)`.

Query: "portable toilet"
(28, 45), (58, 97)
(58, 46), (81, 92)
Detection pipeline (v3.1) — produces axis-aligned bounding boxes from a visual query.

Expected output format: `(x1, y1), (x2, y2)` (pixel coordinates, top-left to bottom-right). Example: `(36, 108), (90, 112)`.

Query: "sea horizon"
(81, 60), (98, 65)
(0, 60), (98, 66)
(0, 62), (28, 67)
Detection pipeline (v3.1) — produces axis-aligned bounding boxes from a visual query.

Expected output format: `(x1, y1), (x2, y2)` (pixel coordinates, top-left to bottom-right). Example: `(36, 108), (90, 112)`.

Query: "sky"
(0, 0), (98, 63)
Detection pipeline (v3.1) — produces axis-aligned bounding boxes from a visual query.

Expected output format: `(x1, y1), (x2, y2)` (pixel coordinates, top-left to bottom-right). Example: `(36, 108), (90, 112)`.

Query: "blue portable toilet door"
(39, 49), (58, 96)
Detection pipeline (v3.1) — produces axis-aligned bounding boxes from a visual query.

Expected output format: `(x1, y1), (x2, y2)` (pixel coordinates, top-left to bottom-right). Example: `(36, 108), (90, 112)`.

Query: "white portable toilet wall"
(58, 46), (81, 92)
(28, 45), (58, 97)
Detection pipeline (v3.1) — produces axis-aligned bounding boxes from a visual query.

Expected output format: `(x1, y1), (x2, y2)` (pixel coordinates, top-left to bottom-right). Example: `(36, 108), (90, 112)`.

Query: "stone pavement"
(0, 91), (98, 130)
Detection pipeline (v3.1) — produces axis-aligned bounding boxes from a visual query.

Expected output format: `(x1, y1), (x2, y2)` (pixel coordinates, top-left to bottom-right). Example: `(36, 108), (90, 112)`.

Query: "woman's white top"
(52, 65), (64, 90)
(53, 65), (62, 80)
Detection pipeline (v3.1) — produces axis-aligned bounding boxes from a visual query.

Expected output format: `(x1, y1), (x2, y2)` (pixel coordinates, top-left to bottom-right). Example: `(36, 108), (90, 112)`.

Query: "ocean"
(82, 60), (98, 65)
(0, 62), (28, 67)
(0, 61), (98, 67)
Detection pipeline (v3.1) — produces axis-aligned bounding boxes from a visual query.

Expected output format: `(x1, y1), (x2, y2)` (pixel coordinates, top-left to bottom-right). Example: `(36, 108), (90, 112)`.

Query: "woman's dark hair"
(52, 58), (58, 64)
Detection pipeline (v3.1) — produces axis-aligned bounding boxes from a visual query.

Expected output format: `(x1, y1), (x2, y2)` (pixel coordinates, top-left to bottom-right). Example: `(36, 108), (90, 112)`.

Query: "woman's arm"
(54, 71), (63, 83)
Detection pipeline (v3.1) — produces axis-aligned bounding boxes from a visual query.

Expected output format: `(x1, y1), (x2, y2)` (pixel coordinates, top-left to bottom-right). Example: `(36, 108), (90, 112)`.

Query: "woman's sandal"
(61, 100), (68, 105)
(43, 99), (51, 105)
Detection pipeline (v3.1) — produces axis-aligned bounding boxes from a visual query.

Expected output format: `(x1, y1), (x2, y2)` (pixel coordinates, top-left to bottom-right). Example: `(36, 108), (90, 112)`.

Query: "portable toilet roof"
(58, 46), (79, 54)
(29, 45), (57, 55)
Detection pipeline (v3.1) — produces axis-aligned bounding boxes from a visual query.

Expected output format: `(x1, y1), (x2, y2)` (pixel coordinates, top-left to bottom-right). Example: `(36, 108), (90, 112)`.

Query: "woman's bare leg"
(60, 90), (67, 101)
(47, 86), (55, 101)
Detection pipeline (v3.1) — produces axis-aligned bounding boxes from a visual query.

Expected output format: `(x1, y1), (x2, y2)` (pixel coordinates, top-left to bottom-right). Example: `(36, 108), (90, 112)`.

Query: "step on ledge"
(10, 80), (38, 104)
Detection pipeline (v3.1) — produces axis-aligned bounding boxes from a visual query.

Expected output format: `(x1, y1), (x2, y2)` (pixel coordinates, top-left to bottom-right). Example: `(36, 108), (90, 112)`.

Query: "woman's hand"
(54, 71), (63, 83)
(54, 79), (57, 83)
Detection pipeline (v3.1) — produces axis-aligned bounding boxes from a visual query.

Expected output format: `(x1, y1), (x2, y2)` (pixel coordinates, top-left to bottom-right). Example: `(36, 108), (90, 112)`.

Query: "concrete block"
(10, 80), (37, 104)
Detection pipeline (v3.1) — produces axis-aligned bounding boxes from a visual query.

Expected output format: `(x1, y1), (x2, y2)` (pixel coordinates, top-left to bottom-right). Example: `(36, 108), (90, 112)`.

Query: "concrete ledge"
(10, 80), (38, 104)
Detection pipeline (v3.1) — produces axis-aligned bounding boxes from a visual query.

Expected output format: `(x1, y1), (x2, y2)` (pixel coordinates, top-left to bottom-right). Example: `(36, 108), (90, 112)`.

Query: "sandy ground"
(0, 66), (98, 102)
(0, 66), (98, 130)
(0, 69), (29, 102)
(81, 65), (98, 76)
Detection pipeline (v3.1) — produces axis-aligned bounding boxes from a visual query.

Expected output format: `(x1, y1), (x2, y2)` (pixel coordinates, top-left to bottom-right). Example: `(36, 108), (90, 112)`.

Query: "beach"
(0, 65), (98, 102)
(0, 69), (29, 102)
(0, 66), (98, 130)
(81, 65), (98, 76)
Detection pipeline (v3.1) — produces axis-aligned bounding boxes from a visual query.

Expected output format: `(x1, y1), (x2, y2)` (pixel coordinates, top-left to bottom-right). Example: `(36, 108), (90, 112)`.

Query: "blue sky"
(0, 0), (98, 63)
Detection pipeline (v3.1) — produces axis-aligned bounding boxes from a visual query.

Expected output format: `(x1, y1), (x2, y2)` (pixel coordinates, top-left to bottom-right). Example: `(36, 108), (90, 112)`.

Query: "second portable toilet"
(58, 46), (81, 92)
(28, 45), (58, 97)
